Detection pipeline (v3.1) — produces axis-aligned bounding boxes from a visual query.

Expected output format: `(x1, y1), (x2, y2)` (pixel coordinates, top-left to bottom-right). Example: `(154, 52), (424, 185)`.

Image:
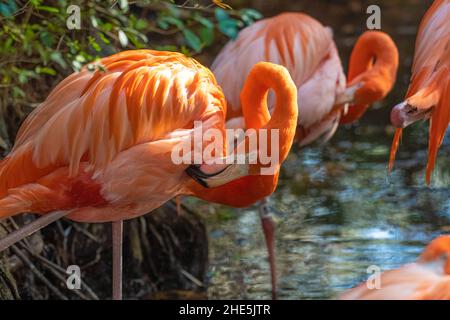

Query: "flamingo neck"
(341, 31), (398, 124)
(189, 62), (297, 206)
(241, 62), (298, 168)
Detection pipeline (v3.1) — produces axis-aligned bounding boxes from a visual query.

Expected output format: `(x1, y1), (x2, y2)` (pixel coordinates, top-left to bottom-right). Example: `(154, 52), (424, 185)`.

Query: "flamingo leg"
(112, 220), (123, 300)
(0, 211), (70, 252)
(258, 197), (277, 300)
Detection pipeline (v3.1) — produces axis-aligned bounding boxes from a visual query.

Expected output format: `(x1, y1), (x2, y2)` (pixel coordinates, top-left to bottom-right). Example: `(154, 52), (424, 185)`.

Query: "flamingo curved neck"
(341, 31), (398, 124)
(241, 62), (298, 164)
(189, 62), (297, 206)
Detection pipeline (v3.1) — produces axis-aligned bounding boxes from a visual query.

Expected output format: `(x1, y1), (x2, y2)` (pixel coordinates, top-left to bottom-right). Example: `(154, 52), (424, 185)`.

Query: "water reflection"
(202, 124), (449, 299)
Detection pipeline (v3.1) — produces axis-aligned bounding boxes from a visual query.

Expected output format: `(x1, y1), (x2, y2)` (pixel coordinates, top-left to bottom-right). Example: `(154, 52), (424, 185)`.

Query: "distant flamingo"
(212, 12), (399, 147)
(0, 50), (298, 299)
(212, 12), (398, 298)
(390, 0), (450, 184)
(340, 235), (450, 300)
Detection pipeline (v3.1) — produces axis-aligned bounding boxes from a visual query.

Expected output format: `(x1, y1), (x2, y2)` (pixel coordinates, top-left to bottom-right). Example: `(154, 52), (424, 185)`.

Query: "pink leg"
(0, 211), (70, 252)
(258, 198), (277, 300)
(112, 220), (123, 300)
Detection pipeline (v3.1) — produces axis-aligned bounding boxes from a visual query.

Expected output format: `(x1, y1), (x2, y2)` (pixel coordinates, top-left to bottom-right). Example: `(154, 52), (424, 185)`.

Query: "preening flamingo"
(212, 12), (399, 298)
(390, 0), (450, 184)
(0, 50), (298, 299)
(212, 12), (399, 146)
(340, 235), (450, 300)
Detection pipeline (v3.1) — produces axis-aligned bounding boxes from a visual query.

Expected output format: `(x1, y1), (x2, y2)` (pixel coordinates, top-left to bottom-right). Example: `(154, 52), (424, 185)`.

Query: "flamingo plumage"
(212, 12), (399, 147)
(340, 235), (450, 300)
(390, 0), (450, 184)
(0, 50), (298, 299)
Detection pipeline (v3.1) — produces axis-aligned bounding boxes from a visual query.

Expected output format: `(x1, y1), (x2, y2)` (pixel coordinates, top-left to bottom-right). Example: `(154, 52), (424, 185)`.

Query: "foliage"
(0, 0), (262, 149)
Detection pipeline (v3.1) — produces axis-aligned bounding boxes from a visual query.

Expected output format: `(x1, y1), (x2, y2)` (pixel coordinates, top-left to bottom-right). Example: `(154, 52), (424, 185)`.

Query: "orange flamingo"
(390, 0), (450, 184)
(340, 235), (450, 300)
(212, 12), (399, 146)
(0, 50), (298, 299)
(212, 12), (398, 298)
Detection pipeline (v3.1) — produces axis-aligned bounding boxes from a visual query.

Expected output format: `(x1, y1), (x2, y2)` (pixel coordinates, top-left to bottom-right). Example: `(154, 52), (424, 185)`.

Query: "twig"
(20, 243), (99, 300)
(180, 269), (204, 287)
(11, 244), (69, 300)
(67, 222), (101, 243)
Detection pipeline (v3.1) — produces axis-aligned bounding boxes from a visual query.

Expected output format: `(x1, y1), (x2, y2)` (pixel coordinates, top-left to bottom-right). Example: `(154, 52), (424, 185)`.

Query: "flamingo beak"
(186, 162), (249, 188)
(390, 101), (433, 128)
(335, 82), (364, 106)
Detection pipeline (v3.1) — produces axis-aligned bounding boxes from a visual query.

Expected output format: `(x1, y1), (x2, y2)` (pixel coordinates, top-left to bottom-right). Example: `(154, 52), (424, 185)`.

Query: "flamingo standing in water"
(390, 0), (450, 184)
(212, 12), (399, 146)
(0, 50), (298, 299)
(340, 235), (450, 300)
(212, 12), (399, 297)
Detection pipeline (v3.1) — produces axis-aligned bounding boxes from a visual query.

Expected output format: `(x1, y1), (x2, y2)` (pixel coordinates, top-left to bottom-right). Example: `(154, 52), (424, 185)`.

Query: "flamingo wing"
(407, 0), (450, 97)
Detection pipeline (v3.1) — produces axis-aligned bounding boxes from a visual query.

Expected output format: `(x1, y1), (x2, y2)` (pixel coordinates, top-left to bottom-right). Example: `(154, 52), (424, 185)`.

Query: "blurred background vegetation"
(0, 0), (261, 150)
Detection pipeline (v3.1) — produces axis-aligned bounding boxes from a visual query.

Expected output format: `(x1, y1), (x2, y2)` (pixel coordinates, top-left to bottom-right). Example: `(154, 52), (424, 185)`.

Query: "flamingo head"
(390, 87), (438, 128)
(339, 31), (399, 124)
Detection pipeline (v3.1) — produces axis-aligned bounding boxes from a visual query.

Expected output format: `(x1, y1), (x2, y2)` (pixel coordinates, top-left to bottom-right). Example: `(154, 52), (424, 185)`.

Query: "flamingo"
(340, 235), (450, 300)
(390, 0), (450, 184)
(211, 12), (399, 298)
(212, 12), (399, 146)
(0, 50), (298, 299)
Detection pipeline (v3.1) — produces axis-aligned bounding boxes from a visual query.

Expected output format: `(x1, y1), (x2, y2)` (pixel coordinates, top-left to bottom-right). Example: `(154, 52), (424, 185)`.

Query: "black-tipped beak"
(185, 165), (212, 188)
(185, 163), (250, 188)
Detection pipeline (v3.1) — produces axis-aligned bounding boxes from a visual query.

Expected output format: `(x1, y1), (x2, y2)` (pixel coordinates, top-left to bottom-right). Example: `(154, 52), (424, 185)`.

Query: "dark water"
(189, 0), (450, 299)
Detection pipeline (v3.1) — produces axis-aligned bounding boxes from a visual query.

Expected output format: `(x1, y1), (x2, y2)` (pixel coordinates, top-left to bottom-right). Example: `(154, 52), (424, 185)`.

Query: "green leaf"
(135, 19), (147, 30)
(183, 29), (201, 53)
(35, 66), (56, 75)
(40, 31), (55, 47)
(0, 3), (12, 17)
(30, 0), (43, 7)
(180, 45), (191, 56)
(37, 5), (59, 13)
(240, 8), (263, 20)
(159, 16), (184, 29)
(102, 23), (113, 32)
(194, 14), (214, 29)
(199, 27), (214, 47)
(4, 37), (13, 49)
(118, 0), (129, 12)
(118, 29), (128, 47)
(166, 4), (181, 18)
(50, 52), (68, 68)
(72, 60), (83, 72)
(75, 54), (86, 63)
(89, 36), (101, 52)
(218, 19), (240, 39)
(17, 69), (36, 84)
(7, 0), (17, 12)
(98, 32), (111, 45)
(12, 87), (25, 99)
(90, 16), (99, 28)
(215, 8), (230, 22)
(155, 45), (178, 52)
